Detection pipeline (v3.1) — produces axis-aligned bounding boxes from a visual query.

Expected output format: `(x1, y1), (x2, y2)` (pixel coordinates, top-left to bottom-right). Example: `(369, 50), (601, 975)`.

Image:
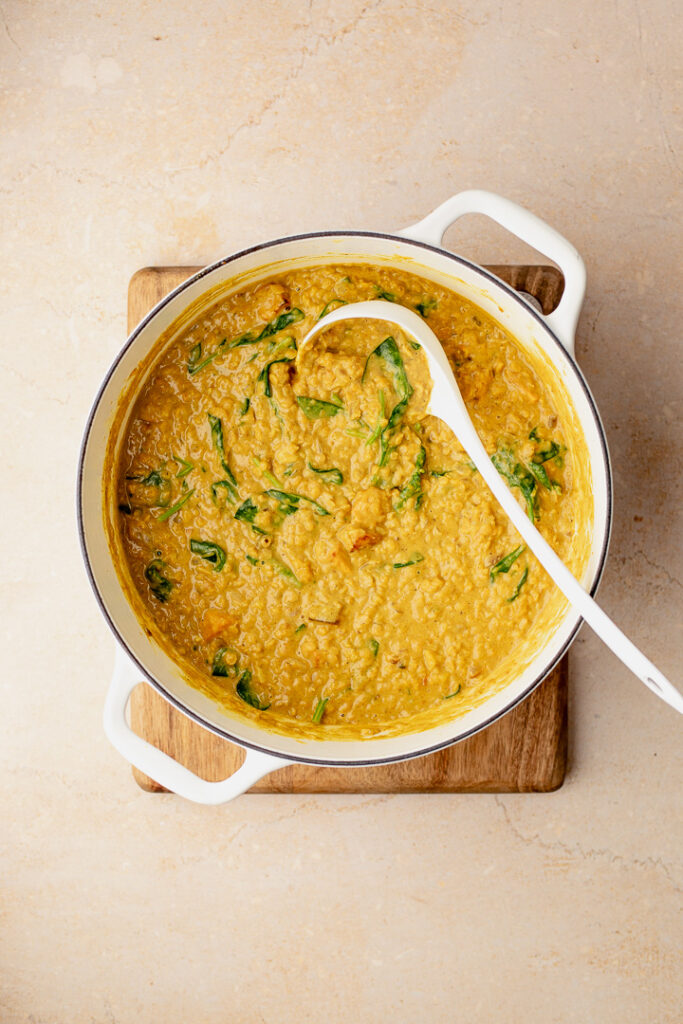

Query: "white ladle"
(301, 301), (683, 714)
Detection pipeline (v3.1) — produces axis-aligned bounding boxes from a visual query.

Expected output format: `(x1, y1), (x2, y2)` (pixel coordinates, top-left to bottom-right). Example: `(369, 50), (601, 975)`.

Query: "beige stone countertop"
(1, 1), (681, 1021)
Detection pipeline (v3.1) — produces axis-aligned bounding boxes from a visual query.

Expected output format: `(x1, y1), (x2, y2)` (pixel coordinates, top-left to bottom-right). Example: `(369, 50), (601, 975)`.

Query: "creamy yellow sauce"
(108, 264), (592, 738)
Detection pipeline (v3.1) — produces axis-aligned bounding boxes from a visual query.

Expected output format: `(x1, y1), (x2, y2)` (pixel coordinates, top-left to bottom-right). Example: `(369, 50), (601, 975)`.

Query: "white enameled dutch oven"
(78, 190), (612, 804)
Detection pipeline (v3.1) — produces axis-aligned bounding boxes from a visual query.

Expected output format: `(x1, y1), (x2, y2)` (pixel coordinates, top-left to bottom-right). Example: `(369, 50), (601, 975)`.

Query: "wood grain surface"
(127, 263), (568, 794)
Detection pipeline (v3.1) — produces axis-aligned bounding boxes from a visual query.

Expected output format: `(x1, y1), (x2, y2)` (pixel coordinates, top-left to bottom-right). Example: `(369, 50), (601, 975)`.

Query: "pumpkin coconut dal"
(109, 265), (592, 738)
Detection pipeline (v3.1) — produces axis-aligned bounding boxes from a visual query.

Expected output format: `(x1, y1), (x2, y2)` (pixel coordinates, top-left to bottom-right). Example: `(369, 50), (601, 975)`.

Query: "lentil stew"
(108, 264), (593, 739)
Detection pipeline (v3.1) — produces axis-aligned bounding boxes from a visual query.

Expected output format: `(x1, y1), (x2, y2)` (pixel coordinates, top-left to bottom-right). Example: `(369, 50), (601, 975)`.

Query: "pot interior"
(80, 233), (611, 764)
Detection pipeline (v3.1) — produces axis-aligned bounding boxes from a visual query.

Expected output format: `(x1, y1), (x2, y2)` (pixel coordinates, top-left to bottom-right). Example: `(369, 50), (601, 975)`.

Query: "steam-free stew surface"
(113, 265), (591, 737)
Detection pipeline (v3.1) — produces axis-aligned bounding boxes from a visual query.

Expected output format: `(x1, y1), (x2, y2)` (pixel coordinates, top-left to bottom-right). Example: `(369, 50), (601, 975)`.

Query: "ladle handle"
(399, 189), (586, 354)
(440, 401), (683, 714)
(305, 301), (680, 714)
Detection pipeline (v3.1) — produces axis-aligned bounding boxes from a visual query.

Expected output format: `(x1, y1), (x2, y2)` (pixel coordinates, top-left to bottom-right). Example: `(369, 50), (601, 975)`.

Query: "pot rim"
(77, 229), (612, 766)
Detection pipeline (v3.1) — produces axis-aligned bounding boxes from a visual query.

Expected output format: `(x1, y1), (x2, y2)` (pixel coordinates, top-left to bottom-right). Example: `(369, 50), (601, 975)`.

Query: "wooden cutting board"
(128, 264), (568, 794)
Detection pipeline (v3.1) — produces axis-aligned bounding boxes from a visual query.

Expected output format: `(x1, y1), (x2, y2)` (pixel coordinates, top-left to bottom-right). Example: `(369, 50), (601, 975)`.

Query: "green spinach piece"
(157, 488), (195, 522)
(363, 337), (414, 465)
(264, 488), (329, 517)
(235, 669), (270, 710)
(444, 685), (461, 699)
(490, 544), (525, 582)
(138, 469), (164, 486)
(211, 647), (239, 678)
(173, 456), (194, 479)
(318, 298), (348, 319)
(415, 298), (437, 318)
(296, 396), (341, 419)
(535, 442), (563, 464)
(345, 418), (371, 440)
(378, 430), (394, 468)
(507, 566), (529, 603)
(188, 308), (304, 373)
(234, 497), (266, 535)
(190, 538), (227, 572)
(366, 389), (387, 446)
(491, 448), (538, 521)
(528, 460), (561, 492)
(262, 467), (281, 488)
(393, 553), (424, 569)
(312, 696), (329, 723)
(240, 397), (250, 415)
(188, 338), (228, 375)
(230, 308), (305, 348)
(265, 489), (298, 517)
(267, 334), (297, 358)
(529, 428), (565, 465)
(256, 307), (304, 341)
(207, 414), (238, 490)
(307, 463), (343, 485)
(127, 468), (172, 508)
(241, 548), (300, 586)
(257, 356), (294, 398)
(386, 396), (410, 430)
(362, 336), (412, 401)
(269, 558), (302, 588)
(368, 638), (379, 658)
(396, 445), (427, 510)
(187, 342), (202, 370)
(375, 287), (397, 302)
(211, 480), (237, 507)
(144, 559), (174, 602)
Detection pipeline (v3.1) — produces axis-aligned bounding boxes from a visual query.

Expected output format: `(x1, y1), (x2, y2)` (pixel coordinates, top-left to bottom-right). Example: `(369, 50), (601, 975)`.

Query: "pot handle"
(103, 645), (288, 805)
(398, 189), (586, 354)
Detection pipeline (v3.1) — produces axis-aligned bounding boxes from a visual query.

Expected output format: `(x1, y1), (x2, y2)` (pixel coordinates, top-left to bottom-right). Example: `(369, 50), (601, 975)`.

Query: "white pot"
(78, 190), (611, 804)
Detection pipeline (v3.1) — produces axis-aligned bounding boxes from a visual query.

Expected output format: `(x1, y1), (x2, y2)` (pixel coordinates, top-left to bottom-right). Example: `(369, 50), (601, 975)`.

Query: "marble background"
(1, 1), (681, 1021)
